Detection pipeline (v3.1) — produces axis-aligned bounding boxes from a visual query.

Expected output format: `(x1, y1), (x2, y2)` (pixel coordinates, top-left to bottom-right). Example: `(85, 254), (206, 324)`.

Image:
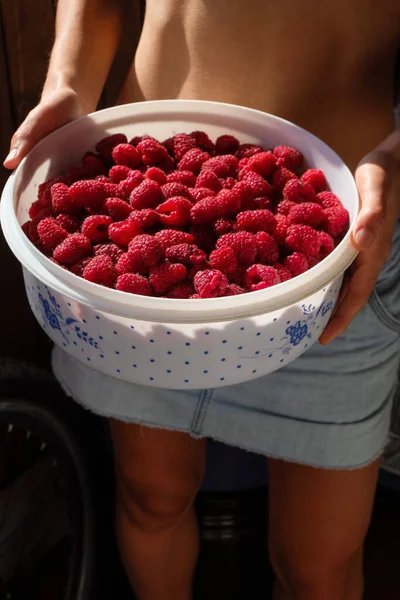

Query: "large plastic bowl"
(1, 100), (358, 389)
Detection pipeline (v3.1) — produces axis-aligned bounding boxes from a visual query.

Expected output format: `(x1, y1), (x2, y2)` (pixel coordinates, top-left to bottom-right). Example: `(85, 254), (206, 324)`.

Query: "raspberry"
(284, 252), (309, 276)
(145, 167), (167, 186)
(129, 135), (152, 146)
(93, 243), (124, 264)
(70, 257), (92, 277)
(202, 156), (230, 178)
(216, 231), (257, 265)
(104, 197), (133, 221)
(109, 165), (132, 183)
(272, 263), (293, 282)
(117, 171), (145, 198)
(166, 243), (206, 266)
(215, 135), (240, 155)
(23, 219), (40, 244)
(128, 234), (164, 267)
(165, 170), (196, 187)
(288, 203), (325, 226)
(161, 182), (193, 201)
(116, 273), (152, 296)
(103, 182), (123, 199)
(236, 144), (263, 159)
(194, 269), (228, 298)
(324, 204), (349, 238)
(81, 215), (112, 242)
(53, 233), (91, 265)
(319, 231), (335, 258)
(221, 176), (236, 190)
(188, 262), (211, 282)
(51, 183), (81, 215)
(137, 139), (169, 165)
(130, 180), (162, 210)
(189, 188), (215, 204)
(96, 133), (128, 157)
(218, 189), (241, 214)
(316, 191), (342, 210)
(273, 145), (303, 170)
(115, 251), (145, 276)
(157, 197), (193, 227)
(69, 180), (107, 209)
(282, 179), (316, 203)
(209, 246), (238, 274)
(29, 201), (52, 220)
(178, 148), (210, 174)
(112, 144), (141, 168)
(243, 264), (280, 291)
(229, 266), (246, 285)
(166, 283), (195, 299)
(82, 255), (116, 287)
(307, 256), (320, 268)
(150, 262), (188, 294)
(254, 196), (273, 211)
(37, 217), (68, 250)
(38, 177), (67, 206)
(271, 167), (298, 192)
(240, 171), (272, 198)
(224, 283), (245, 296)
(274, 213), (290, 245)
(173, 134), (197, 160)
(247, 152), (276, 178)
(255, 231), (279, 264)
(190, 130), (215, 151)
(213, 218), (236, 236)
(65, 165), (92, 184)
(300, 169), (328, 192)
(231, 181), (254, 211)
(158, 155), (176, 174)
(162, 137), (175, 155)
(236, 209), (276, 234)
(196, 170), (222, 193)
(109, 219), (142, 247)
(219, 155), (239, 177)
(190, 197), (223, 225)
(56, 214), (81, 233)
(190, 225), (216, 253)
(286, 224), (321, 257)
(154, 229), (195, 251)
(82, 153), (106, 176)
(129, 209), (159, 229)
(276, 200), (297, 216)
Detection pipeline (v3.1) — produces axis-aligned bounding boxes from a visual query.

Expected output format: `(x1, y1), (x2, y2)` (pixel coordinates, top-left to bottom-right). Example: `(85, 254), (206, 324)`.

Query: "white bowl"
(0, 100), (359, 389)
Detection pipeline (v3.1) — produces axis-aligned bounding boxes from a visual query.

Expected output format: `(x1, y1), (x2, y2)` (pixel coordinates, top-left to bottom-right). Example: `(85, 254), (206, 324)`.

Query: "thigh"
(110, 420), (207, 500)
(267, 457), (380, 578)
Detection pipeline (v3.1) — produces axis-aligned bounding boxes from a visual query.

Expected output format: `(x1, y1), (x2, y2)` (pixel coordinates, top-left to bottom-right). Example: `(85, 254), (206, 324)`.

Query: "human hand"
(320, 146), (400, 344)
(3, 87), (88, 170)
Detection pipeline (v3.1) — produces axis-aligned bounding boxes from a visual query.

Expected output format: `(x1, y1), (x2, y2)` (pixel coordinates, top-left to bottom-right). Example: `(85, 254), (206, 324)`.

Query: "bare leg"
(110, 421), (206, 600)
(267, 456), (380, 600)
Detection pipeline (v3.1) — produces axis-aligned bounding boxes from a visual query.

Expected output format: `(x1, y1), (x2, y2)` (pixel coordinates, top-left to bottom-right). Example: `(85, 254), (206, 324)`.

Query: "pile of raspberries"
(23, 131), (349, 299)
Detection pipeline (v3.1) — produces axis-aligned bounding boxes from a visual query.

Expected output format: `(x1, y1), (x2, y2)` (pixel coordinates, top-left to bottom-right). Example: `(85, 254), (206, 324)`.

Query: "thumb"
(3, 107), (50, 169)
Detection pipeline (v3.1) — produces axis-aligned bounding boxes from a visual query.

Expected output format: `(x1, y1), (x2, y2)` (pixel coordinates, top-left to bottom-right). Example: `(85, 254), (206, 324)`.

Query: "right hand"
(3, 87), (89, 170)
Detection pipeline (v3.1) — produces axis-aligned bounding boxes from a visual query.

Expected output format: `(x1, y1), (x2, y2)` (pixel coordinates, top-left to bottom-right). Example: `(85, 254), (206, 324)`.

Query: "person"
(4, 2), (400, 598)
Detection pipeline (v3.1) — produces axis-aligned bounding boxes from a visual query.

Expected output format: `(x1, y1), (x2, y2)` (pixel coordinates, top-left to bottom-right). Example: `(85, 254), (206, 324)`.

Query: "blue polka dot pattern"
(113, 331), (118, 335)
(204, 351), (209, 355)
(185, 342), (190, 346)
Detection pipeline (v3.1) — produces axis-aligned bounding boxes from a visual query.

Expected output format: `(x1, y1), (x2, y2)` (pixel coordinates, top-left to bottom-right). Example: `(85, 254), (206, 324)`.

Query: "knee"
(270, 543), (363, 600)
(116, 463), (205, 532)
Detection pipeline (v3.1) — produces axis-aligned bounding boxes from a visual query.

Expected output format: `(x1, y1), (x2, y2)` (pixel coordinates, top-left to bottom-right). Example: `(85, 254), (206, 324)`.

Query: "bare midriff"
(119, 0), (400, 171)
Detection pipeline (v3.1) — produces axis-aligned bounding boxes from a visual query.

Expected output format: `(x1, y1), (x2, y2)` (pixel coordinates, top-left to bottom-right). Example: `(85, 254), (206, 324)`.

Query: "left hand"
(320, 147), (400, 344)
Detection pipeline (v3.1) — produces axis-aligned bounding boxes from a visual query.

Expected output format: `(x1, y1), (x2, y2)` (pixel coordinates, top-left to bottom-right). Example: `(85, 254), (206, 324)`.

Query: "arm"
(4, 0), (126, 168)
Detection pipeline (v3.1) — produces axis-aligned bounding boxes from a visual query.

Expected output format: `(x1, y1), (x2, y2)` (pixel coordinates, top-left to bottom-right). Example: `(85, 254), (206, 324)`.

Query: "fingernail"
(4, 148), (18, 164)
(354, 228), (373, 249)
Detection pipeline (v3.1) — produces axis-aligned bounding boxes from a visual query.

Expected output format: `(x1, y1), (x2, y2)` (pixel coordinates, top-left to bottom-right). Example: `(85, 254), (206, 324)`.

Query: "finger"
(319, 264), (379, 345)
(3, 106), (50, 169)
(353, 152), (391, 250)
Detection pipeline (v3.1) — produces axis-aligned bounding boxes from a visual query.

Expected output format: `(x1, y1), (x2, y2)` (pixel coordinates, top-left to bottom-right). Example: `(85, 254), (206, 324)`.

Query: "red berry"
(116, 251), (145, 276)
(190, 196), (223, 225)
(276, 199), (297, 216)
(93, 243), (124, 264)
(201, 156), (230, 178)
(117, 171), (145, 198)
(96, 134), (128, 157)
(51, 183), (81, 215)
(137, 139), (169, 165)
(130, 180), (162, 210)
(128, 234), (164, 267)
(216, 231), (257, 266)
(81, 215), (112, 242)
(166, 170), (196, 187)
(70, 257), (92, 277)
(283, 179), (316, 203)
(166, 283), (195, 299)
(319, 231), (335, 258)
(37, 217), (68, 250)
(53, 233), (91, 265)
(29, 200), (52, 220)
(104, 197), (133, 221)
(236, 209), (276, 234)
(213, 218), (236, 236)
(194, 269), (228, 298)
(236, 144), (264, 160)
(150, 262), (188, 294)
(146, 167), (168, 186)
(196, 170), (222, 193)
(273, 263), (293, 282)
(154, 229), (195, 251)
(254, 196), (273, 211)
(178, 148), (210, 174)
(273, 145), (303, 170)
(56, 214), (81, 233)
(274, 213), (290, 245)
(230, 181), (254, 211)
(247, 152), (276, 178)
(288, 202), (325, 227)
(157, 196), (193, 227)
(224, 283), (245, 296)
(109, 219), (142, 246)
(158, 155), (176, 174)
(271, 167), (298, 193)
(65, 165), (92, 184)
(215, 135), (239, 155)
(161, 182), (193, 201)
(243, 264), (280, 292)
(324, 204), (349, 238)
(300, 169), (328, 192)
(109, 165), (132, 183)
(286, 224), (321, 257)
(129, 209), (159, 229)
(284, 252), (309, 276)
(240, 171), (272, 198)
(112, 143), (141, 168)
(82, 153), (106, 176)
(209, 246), (238, 274)
(116, 273), (152, 295)
(166, 243), (207, 266)
(69, 180), (107, 208)
(173, 134), (197, 160)
(255, 231), (279, 264)
(190, 130), (215, 151)
(83, 255), (116, 287)
(190, 187), (216, 203)
(316, 191), (342, 210)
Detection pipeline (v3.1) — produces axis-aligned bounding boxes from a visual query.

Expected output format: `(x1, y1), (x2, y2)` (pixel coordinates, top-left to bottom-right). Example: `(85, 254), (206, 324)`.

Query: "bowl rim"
(0, 99), (359, 323)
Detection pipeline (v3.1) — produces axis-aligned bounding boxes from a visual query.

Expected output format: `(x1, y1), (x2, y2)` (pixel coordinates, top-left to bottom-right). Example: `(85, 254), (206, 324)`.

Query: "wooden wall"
(0, 0), (143, 363)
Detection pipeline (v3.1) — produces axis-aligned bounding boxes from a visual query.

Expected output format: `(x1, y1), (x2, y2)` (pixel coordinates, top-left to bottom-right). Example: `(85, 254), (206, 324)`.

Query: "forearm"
(43, 0), (125, 112)
(375, 125), (400, 163)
